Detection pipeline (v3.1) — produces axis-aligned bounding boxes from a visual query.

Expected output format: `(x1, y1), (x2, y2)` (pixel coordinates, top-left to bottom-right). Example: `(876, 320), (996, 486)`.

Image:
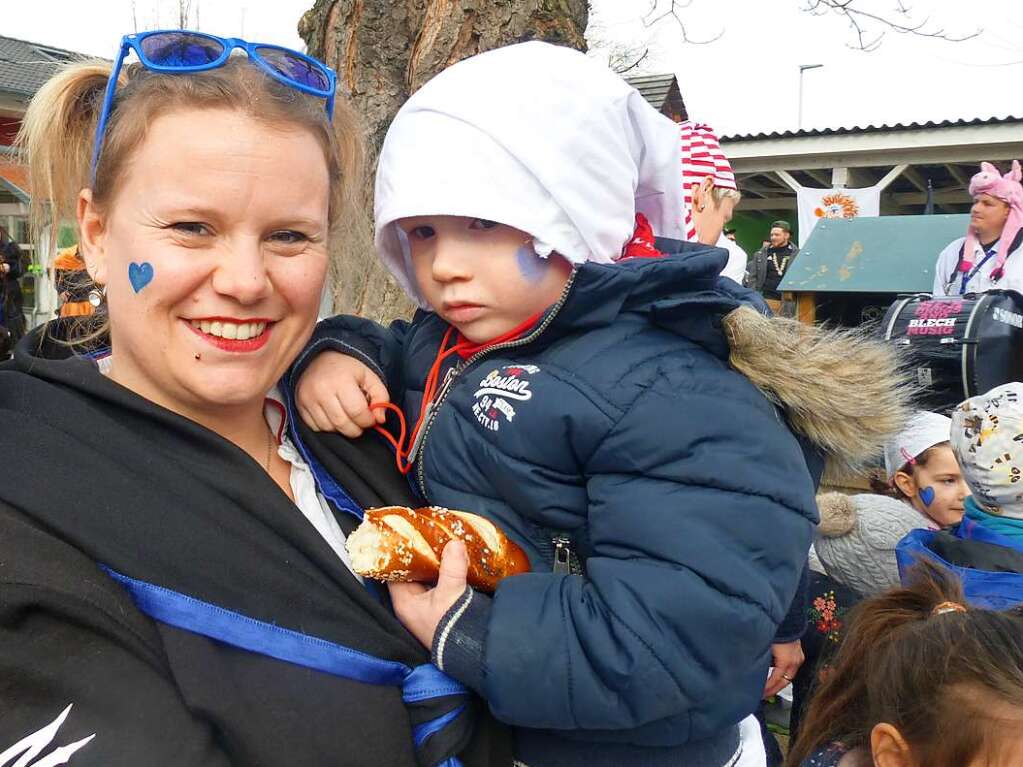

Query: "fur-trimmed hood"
(723, 306), (913, 476)
(538, 239), (913, 476)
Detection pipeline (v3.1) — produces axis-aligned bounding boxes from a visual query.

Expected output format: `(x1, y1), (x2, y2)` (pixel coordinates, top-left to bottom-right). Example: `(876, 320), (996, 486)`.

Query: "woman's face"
(79, 107), (331, 419)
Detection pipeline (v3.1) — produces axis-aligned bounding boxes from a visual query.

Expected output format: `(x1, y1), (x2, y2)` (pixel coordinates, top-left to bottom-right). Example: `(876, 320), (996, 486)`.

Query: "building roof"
(625, 73), (687, 120)
(0, 34), (88, 100)
(723, 115), (1023, 143)
(778, 213), (969, 294)
(0, 158), (30, 203)
(626, 74), (675, 106)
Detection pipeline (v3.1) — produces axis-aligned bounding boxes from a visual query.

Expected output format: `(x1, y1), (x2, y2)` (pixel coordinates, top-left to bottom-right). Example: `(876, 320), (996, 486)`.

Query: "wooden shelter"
(777, 214), (970, 325)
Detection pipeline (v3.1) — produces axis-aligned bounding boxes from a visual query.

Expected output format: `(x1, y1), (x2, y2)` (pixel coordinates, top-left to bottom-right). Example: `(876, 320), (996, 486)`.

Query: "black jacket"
(746, 243), (799, 298)
(0, 325), (510, 767)
(0, 238), (26, 339)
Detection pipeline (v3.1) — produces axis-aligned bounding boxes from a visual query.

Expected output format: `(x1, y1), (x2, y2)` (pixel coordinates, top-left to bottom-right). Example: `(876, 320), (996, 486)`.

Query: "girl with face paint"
(890, 442), (969, 528)
(885, 412), (969, 529)
(813, 412), (969, 602)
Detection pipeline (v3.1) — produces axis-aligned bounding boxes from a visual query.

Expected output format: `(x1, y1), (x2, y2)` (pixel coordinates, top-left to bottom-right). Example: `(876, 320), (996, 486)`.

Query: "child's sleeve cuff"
(431, 587), (491, 695)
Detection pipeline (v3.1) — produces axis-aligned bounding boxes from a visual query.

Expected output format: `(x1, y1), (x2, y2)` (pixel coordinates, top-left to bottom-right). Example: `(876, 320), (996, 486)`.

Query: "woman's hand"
(296, 351), (389, 437)
(388, 540), (469, 649)
(763, 639), (805, 698)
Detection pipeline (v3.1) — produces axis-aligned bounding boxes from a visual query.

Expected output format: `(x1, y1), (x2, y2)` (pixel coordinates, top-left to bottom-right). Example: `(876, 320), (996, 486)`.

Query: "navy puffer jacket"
(298, 242), (818, 764)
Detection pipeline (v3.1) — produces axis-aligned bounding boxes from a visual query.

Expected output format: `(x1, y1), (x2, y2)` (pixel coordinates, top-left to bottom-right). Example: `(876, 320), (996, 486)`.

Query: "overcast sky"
(6, 0), (1021, 137)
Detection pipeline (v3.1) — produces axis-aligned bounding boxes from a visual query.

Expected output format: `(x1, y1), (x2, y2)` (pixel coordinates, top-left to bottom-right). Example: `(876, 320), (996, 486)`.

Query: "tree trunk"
(299, 0), (588, 324)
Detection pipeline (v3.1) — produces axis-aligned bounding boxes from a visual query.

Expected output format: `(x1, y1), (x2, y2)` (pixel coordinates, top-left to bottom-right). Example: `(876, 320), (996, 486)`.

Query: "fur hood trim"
(723, 306), (914, 474)
(816, 492), (857, 537)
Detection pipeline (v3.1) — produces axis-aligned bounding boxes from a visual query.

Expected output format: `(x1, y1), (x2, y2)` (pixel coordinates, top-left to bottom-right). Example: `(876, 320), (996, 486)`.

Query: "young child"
(787, 561), (1023, 767)
(883, 411), (967, 530)
(295, 42), (909, 766)
(952, 382), (1023, 542)
(813, 411), (968, 598)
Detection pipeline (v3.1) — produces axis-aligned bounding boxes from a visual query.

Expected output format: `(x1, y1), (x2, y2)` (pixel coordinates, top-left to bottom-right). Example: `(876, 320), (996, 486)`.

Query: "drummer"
(933, 161), (1023, 296)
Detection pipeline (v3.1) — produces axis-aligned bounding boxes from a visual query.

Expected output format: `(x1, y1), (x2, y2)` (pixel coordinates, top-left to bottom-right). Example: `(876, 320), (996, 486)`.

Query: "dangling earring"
(87, 285), (106, 308)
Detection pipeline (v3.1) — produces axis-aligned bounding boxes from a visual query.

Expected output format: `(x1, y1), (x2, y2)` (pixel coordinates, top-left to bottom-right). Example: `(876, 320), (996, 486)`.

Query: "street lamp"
(798, 64), (823, 131)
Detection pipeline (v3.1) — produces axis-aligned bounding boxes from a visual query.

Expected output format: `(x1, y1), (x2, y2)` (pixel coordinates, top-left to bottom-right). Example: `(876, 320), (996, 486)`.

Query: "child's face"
(893, 445), (969, 527)
(399, 215), (573, 343)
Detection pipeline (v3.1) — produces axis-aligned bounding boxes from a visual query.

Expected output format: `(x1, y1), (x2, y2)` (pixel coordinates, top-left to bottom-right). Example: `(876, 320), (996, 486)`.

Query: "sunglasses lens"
(255, 47), (330, 92)
(140, 32), (224, 67)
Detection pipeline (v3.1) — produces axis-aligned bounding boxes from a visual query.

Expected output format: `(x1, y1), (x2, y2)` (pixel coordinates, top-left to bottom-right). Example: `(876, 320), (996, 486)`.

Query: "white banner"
(795, 186), (882, 246)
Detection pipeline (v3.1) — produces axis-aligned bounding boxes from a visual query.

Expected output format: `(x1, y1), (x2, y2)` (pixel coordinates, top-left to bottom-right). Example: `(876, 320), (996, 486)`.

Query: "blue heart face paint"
(515, 244), (547, 284)
(128, 261), (154, 293)
(919, 486), (936, 507)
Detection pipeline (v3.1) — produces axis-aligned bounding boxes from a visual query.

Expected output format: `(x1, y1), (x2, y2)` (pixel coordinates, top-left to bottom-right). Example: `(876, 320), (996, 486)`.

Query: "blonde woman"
(0, 30), (506, 767)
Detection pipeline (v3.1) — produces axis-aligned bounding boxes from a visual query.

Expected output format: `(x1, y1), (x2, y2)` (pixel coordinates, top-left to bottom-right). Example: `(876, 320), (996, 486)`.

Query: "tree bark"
(299, 0), (588, 324)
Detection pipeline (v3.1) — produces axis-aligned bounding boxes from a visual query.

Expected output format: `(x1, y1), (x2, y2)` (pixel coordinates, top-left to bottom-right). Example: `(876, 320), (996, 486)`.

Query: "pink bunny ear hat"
(961, 160), (1023, 281)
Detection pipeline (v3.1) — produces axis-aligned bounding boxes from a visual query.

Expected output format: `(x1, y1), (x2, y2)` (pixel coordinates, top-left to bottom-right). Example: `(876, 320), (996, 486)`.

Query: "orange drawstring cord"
(372, 326), (467, 475)
(371, 401), (412, 474)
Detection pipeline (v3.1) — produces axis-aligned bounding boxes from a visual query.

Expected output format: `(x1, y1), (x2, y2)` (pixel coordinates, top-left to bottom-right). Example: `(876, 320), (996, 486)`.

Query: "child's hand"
(388, 540), (469, 649)
(296, 351), (390, 437)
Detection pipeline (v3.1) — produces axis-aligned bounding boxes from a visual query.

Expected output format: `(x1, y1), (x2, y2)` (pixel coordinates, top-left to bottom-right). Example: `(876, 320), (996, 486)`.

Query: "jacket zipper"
(415, 271), (578, 498)
(551, 535), (583, 575)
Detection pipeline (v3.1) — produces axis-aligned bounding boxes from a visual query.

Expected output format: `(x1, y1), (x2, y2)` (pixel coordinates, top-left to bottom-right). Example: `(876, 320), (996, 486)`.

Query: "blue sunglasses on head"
(91, 30), (337, 179)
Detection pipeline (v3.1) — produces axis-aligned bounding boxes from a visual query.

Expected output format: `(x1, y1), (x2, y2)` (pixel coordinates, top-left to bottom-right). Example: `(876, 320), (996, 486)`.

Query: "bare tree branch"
(587, 3), (656, 74)
(802, 0), (980, 52)
(614, 48), (650, 74)
(641, 0), (724, 45)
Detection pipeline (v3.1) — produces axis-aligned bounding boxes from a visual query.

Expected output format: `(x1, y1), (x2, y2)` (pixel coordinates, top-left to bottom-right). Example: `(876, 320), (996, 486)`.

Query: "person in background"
(881, 410), (967, 531)
(747, 220), (798, 311)
(719, 225), (749, 284)
(951, 382), (1023, 542)
(53, 243), (96, 318)
(812, 411), (967, 599)
(787, 562), (1023, 767)
(0, 224), (28, 344)
(786, 412), (967, 757)
(933, 160), (1023, 296)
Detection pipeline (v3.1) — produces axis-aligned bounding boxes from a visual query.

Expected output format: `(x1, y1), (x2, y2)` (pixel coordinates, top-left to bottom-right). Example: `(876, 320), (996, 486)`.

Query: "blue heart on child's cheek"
(128, 262), (154, 293)
(919, 486), (936, 507)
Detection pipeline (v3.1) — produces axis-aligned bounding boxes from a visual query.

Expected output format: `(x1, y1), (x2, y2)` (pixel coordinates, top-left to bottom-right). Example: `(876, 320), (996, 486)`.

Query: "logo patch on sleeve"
(472, 365), (539, 432)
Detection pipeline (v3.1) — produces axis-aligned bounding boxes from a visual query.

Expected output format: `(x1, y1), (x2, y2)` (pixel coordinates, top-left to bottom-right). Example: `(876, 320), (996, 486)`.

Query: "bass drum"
(883, 290), (1023, 414)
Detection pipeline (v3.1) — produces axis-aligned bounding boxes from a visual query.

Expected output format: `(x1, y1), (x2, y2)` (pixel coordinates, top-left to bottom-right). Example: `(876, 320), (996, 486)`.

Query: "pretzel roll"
(347, 505), (530, 592)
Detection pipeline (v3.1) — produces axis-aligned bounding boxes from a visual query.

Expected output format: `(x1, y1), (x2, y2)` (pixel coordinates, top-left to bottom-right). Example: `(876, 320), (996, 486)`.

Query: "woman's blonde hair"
(17, 55), (366, 344)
